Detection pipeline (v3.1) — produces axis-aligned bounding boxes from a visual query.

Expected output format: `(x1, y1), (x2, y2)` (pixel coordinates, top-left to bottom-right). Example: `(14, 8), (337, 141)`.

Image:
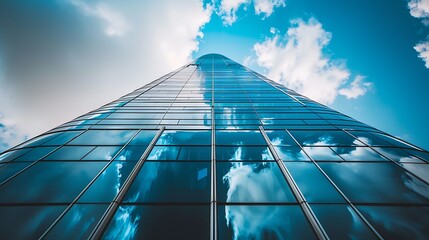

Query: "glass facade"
(0, 53), (428, 239)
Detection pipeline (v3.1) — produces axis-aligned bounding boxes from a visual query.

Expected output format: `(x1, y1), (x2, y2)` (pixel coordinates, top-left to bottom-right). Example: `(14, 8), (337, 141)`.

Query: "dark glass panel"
(284, 162), (344, 203)
(44, 146), (94, 160)
(302, 147), (343, 161)
(0, 162), (106, 203)
(103, 205), (209, 240)
(79, 161), (136, 202)
(334, 146), (388, 161)
(0, 149), (31, 163)
(312, 204), (377, 239)
(146, 146), (180, 160)
(114, 145), (148, 161)
(82, 146), (122, 160)
(218, 205), (316, 240)
(13, 147), (57, 162)
(0, 162), (31, 183)
(217, 162), (295, 203)
(319, 162), (429, 203)
(358, 206), (429, 239)
(45, 204), (108, 240)
(177, 146), (211, 160)
(124, 162), (210, 203)
(373, 147), (425, 163)
(15, 132), (62, 149)
(42, 131), (83, 146)
(0, 205), (66, 240)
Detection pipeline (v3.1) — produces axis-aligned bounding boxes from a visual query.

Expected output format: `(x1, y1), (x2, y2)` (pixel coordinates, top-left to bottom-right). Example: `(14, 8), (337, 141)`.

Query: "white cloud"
(218, 0), (285, 25)
(0, 114), (27, 152)
(414, 41), (429, 68)
(339, 75), (372, 99)
(408, 0), (429, 20)
(69, 0), (130, 37)
(253, 18), (369, 104)
(0, 0), (212, 149)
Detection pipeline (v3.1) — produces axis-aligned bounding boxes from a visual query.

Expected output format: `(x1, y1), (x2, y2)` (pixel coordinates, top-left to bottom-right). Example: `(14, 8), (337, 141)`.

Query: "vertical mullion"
(210, 55), (218, 240)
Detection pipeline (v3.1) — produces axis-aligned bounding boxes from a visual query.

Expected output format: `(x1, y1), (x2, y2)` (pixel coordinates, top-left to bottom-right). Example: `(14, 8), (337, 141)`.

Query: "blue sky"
(0, 0), (428, 151)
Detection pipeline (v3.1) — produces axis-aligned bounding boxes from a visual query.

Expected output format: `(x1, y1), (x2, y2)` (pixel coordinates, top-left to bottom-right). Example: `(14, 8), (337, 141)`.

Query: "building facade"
(0, 53), (428, 239)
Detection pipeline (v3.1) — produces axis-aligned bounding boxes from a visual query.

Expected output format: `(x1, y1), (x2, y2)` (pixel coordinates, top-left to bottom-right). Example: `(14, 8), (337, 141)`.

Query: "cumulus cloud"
(339, 75), (372, 99)
(0, 114), (28, 152)
(0, 0), (212, 149)
(218, 0), (285, 25)
(253, 18), (371, 104)
(414, 41), (429, 68)
(408, 0), (429, 21)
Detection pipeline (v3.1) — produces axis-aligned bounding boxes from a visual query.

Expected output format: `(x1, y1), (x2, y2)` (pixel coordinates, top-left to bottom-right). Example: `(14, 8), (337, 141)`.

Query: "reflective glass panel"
(82, 146), (122, 160)
(302, 147), (343, 161)
(104, 205), (209, 240)
(274, 146), (310, 161)
(218, 205), (316, 240)
(114, 145), (148, 161)
(290, 130), (362, 146)
(266, 130), (298, 146)
(217, 162), (296, 203)
(319, 162), (429, 203)
(216, 130), (266, 145)
(0, 162), (31, 183)
(45, 204), (108, 240)
(124, 162), (210, 202)
(0, 162), (106, 203)
(216, 146), (273, 161)
(69, 130), (137, 145)
(44, 146), (94, 160)
(156, 131), (211, 145)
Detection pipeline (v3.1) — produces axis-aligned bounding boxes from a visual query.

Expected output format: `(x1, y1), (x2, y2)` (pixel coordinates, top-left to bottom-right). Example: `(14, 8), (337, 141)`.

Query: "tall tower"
(0, 54), (428, 239)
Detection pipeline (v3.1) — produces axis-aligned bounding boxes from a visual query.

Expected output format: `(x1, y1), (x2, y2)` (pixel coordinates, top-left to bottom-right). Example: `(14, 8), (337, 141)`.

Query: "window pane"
(216, 146), (273, 161)
(358, 206), (429, 239)
(0, 162), (31, 183)
(68, 130), (137, 145)
(284, 162), (344, 203)
(319, 162), (429, 203)
(311, 204), (377, 239)
(42, 131), (83, 146)
(218, 205), (316, 240)
(128, 131), (157, 145)
(156, 131), (211, 145)
(302, 147), (343, 161)
(0, 205), (66, 240)
(45, 204), (108, 240)
(217, 162), (296, 203)
(44, 146), (94, 161)
(266, 130), (298, 146)
(274, 146), (310, 161)
(82, 146), (122, 161)
(79, 161), (136, 202)
(13, 147), (57, 162)
(124, 162), (210, 203)
(334, 147), (388, 161)
(290, 130), (362, 146)
(104, 205), (209, 240)
(216, 130), (266, 145)
(0, 162), (106, 203)
(114, 145), (148, 161)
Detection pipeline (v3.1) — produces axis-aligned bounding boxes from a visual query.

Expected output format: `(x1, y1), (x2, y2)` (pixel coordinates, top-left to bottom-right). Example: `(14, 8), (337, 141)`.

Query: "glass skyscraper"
(0, 53), (428, 239)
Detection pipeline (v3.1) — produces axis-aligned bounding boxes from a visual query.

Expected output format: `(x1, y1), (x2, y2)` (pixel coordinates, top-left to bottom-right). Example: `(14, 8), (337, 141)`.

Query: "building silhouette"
(0, 53), (428, 239)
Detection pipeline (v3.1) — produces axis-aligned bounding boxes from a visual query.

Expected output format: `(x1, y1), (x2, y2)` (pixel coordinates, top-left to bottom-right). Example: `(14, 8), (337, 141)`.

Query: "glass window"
(68, 130), (137, 145)
(216, 146), (273, 161)
(0, 162), (106, 203)
(156, 131), (211, 145)
(216, 130), (266, 145)
(15, 132), (62, 149)
(319, 162), (429, 203)
(290, 130), (362, 146)
(42, 131), (83, 146)
(266, 130), (298, 146)
(274, 146), (310, 161)
(123, 162), (210, 203)
(358, 206), (429, 239)
(128, 130), (157, 145)
(13, 147), (57, 162)
(82, 146), (122, 161)
(79, 161), (136, 202)
(44, 204), (108, 240)
(334, 147), (388, 161)
(146, 146), (180, 160)
(217, 162), (296, 203)
(373, 147), (425, 163)
(218, 205), (316, 240)
(104, 205), (209, 240)
(0, 162), (31, 183)
(0, 149), (31, 163)
(114, 145), (148, 161)
(311, 204), (378, 239)
(401, 163), (429, 183)
(177, 146), (211, 161)
(302, 147), (343, 161)
(0, 205), (66, 240)
(44, 146), (94, 161)
(284, 162), (344, 203)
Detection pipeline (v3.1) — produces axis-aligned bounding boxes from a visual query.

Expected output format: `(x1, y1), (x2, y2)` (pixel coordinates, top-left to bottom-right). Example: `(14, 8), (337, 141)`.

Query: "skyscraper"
(0, 53), (428, 239)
